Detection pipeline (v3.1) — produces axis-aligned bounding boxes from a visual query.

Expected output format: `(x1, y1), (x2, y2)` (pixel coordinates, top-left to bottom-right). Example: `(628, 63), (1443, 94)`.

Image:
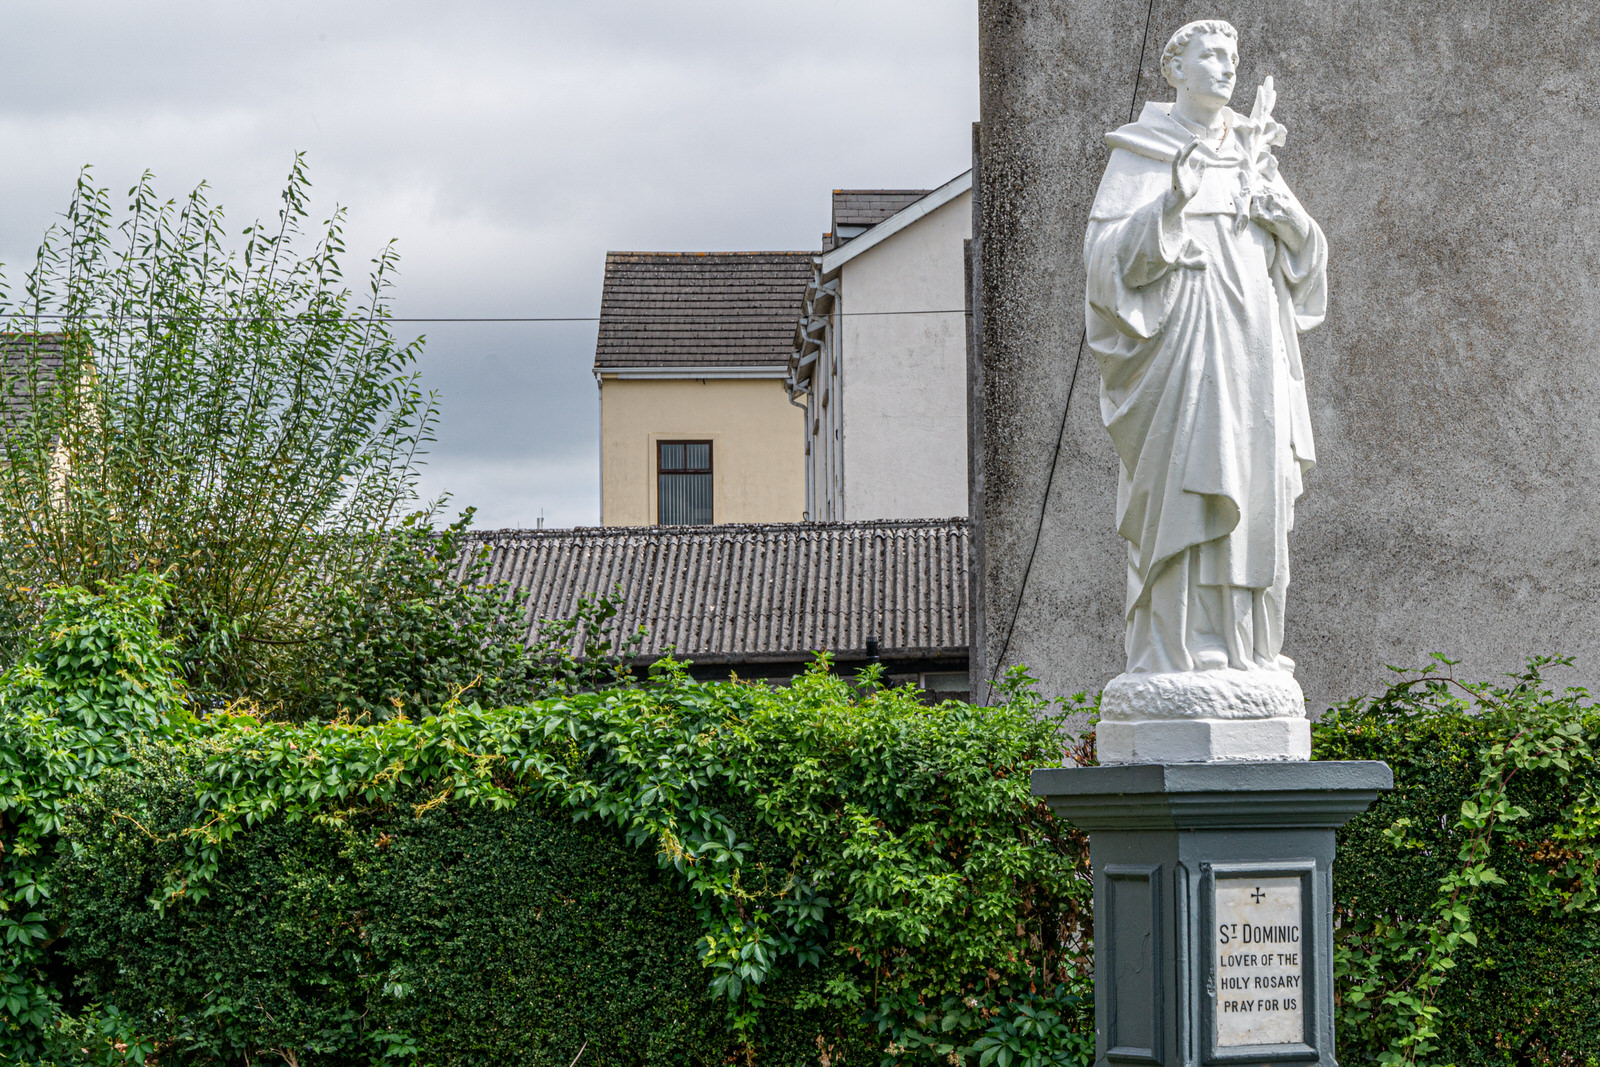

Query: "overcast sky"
(0, 1), (977, 529)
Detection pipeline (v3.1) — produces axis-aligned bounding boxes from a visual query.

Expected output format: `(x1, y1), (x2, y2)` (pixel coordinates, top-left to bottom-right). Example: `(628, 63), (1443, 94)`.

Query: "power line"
(986, 0), (1156, 690)
(389, 309), (967, 322)
(3, 308), (968, 324)
(406, 308), (968, 322)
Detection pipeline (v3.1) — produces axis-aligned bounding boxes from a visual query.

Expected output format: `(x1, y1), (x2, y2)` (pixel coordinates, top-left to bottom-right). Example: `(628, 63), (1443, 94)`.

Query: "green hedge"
(56, 751), (726, 1065)
(2, 575), (1094, 1066)
(1318, 660), (1600, 1065)
(11, 575), (1600, 1067)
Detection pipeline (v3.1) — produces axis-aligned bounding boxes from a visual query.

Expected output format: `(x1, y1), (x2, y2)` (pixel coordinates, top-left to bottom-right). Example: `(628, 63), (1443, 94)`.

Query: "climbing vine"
(0, 574), (188, 1061)
(1319, 656), (1600, 1065)
(12, 575), (1600, 1065)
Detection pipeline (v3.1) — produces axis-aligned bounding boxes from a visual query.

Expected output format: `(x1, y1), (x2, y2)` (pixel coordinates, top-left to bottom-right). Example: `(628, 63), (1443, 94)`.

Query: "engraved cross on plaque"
(1251, 887), (1266, 902)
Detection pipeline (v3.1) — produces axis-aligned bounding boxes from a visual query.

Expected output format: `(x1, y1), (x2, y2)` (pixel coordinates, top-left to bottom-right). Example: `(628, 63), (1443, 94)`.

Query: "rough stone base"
(1098, 669), (1310, 764)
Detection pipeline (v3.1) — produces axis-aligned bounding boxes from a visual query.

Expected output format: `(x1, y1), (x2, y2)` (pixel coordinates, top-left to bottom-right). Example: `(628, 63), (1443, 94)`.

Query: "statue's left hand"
(1250, 191), (1309, 253)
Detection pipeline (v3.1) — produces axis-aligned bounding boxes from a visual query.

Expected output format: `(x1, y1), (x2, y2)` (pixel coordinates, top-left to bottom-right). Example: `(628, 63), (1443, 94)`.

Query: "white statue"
(1083, 20), (1327, 762)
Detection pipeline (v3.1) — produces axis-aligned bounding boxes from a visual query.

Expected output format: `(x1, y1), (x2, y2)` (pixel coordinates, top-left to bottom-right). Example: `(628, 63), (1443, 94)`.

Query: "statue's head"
(1161, 19), (1238, 106)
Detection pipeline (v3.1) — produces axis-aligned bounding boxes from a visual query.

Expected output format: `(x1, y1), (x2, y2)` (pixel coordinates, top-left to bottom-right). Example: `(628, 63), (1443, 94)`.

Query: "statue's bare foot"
(1274, 654), (1296, 672)
(1193, 649), (1230, 671)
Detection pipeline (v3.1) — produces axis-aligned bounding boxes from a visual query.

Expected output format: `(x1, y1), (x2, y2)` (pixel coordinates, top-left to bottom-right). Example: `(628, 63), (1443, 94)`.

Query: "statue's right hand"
(1170, 139), (1205, 204)
(1164, 141), (1206, 269)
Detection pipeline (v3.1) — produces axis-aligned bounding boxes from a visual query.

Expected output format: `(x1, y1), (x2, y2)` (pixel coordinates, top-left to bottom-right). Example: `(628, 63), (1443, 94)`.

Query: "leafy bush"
(1317, 658), (1600, 1066)
(3, 577), (1094, 1066)
(289, 508), (642, 721)
(18, 573), (1600, 1067)
(0, 573), (188, 1060)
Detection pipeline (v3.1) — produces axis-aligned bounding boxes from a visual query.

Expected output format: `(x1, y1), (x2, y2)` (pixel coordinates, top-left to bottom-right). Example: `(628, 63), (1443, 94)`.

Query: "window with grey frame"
(658, 441), (713, 525)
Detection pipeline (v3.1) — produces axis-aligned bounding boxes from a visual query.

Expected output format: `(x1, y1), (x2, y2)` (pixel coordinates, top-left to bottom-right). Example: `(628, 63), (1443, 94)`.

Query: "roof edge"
(597, 365), (789, 380)
(464, 517), (969, 541)
(819, 170), (973, 276)
(603, 250), (818, 259)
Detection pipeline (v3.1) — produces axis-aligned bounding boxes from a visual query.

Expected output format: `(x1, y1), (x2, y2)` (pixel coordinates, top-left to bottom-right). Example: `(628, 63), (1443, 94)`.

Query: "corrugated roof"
(832, 190), (930, 231)
(594, 251), (815, 370)
(0, 334), (68, 430)
(461, 519), (969, 663)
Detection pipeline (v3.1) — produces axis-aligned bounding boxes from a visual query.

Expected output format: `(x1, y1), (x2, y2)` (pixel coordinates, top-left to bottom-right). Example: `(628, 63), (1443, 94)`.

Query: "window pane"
(659, 442), (685, 471)
(659, 472), (713, 524)
(685, 442), (711, 471)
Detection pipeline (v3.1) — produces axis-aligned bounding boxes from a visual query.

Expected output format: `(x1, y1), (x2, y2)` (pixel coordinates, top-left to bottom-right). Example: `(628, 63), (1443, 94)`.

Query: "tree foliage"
(0, 158), (436, 701)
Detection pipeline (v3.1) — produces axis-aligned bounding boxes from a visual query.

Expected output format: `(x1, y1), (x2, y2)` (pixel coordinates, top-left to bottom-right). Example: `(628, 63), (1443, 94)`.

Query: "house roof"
(832, 190), (931, 231)
(594, 251), (816, 372)
(789, 173), (974, 401)
(0, 334), (68, 430)
(460, 518), (969, 664)
(820, 171), (972, 275)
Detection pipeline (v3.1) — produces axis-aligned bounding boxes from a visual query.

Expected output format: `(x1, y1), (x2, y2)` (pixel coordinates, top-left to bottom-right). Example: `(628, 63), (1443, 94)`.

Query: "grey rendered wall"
(973, 1), (1600, 714)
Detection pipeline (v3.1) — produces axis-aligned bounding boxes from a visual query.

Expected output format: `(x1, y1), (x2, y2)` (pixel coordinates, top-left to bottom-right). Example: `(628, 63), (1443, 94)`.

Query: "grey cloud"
(0, 0), (977, 527)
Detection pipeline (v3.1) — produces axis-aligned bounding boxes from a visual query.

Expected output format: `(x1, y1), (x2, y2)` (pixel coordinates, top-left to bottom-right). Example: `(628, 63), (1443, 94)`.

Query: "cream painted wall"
(837, 190), (971, 520)
(599, 376), (805, 526)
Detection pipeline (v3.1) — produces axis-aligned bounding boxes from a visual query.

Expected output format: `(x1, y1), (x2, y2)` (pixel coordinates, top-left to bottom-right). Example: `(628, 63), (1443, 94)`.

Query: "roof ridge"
(464, 518), (969, 539)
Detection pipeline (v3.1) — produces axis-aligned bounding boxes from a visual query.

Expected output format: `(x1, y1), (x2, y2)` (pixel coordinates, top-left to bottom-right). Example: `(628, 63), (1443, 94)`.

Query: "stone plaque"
(1214, 875), (1304, 1046)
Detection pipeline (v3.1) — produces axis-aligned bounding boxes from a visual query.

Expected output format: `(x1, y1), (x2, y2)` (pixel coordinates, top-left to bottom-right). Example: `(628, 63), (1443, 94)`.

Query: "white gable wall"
(836, 189), (971, 520)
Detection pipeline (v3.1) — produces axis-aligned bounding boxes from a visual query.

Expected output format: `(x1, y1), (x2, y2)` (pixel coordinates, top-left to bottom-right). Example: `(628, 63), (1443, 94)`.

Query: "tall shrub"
(290, 509), (643, 721)
(0, 157), (435, 701)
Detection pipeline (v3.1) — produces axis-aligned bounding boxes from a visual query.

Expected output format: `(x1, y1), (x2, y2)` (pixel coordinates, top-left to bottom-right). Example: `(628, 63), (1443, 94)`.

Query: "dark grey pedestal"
(1032, 761), (1391, 1066)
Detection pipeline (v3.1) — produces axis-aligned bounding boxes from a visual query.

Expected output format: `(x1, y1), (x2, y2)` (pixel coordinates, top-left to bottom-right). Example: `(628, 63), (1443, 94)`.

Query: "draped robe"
(1084, 101), (1327, 674)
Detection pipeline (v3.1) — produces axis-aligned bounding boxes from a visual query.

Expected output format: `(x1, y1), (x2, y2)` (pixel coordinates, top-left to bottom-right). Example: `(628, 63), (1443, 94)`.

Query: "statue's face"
(1172, 31), (1237, 103)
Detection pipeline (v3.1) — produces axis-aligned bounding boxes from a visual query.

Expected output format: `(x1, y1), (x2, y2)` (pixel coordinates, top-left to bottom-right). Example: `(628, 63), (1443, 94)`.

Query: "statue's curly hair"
(1160, 19), (1238, 87)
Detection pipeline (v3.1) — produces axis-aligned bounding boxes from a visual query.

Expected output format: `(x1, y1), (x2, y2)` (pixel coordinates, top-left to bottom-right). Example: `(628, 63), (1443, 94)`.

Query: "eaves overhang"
(596, 365), (789, 381)
(786, 259), (837, 402)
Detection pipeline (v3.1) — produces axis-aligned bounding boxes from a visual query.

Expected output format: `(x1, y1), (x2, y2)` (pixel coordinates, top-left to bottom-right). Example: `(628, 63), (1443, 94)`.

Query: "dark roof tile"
(0, 334), (68, 430)
(831, 189), (930, 231)
(594, 251), (815, 370)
